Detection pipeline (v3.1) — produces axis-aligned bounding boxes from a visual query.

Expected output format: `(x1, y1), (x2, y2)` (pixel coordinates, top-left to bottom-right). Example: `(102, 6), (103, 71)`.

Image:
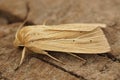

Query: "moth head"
(14, 36), (22, 47)
(14, 31), (23, 47)
(13, 25), (24, 47)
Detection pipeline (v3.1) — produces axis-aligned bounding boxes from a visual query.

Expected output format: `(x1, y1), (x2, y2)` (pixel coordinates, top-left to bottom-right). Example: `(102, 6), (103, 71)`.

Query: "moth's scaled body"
(14, 23), (111, 66)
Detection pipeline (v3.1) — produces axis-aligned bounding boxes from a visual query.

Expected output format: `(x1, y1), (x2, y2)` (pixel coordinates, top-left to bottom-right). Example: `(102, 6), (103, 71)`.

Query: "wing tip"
(98, 24), (107, 28)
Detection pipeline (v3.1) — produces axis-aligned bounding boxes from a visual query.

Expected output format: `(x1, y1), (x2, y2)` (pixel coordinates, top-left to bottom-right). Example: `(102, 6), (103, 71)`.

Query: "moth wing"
(23, 23), (106, 32)
(46, 23), (106, 31)
(26, 27), (110, 54)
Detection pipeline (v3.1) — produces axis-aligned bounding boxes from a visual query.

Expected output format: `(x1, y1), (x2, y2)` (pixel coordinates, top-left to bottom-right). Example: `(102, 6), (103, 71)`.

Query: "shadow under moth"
(14, 23), (111, 66)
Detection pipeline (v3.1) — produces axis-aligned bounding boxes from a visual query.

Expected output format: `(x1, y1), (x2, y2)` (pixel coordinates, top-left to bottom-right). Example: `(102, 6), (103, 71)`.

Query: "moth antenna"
(19, 47), (26, 66)
(15, 19), (27, 43)
(46, 53), (65, 64)
(15, 2), (30, 41)
(67, 52), (86, 62)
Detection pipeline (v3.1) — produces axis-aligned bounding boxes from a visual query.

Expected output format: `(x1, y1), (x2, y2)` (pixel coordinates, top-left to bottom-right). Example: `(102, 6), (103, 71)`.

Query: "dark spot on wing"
(30, 33), (40, 36)
(90, 40), (92, 43)
(73, 40), (75, 42)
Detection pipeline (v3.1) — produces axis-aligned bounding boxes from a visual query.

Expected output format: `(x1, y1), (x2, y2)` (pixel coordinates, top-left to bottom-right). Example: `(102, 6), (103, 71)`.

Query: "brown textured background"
(0, 0), (120, 80)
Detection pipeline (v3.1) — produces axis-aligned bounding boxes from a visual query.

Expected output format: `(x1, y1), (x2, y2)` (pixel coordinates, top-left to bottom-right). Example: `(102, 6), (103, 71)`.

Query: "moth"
(14, 23), (111, 66)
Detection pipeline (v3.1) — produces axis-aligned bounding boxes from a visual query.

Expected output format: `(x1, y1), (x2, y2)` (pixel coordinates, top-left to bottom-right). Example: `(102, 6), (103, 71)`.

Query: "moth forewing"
(25, 27), (110, 54)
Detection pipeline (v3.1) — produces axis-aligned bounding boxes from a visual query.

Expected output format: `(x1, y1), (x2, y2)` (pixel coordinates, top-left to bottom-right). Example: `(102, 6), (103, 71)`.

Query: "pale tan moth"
(14, 23), (111, 66)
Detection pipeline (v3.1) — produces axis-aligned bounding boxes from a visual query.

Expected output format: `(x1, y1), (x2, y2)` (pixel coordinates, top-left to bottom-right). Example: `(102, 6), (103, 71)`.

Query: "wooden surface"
(0, 0), (120, 80)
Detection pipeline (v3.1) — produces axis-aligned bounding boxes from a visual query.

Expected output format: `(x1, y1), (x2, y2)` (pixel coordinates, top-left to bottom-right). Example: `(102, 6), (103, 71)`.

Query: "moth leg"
(67, 52), (86, 62)
(40, 50), (64, 64)
(19, 47), (26, 67)
(46, 53), (65, 64)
